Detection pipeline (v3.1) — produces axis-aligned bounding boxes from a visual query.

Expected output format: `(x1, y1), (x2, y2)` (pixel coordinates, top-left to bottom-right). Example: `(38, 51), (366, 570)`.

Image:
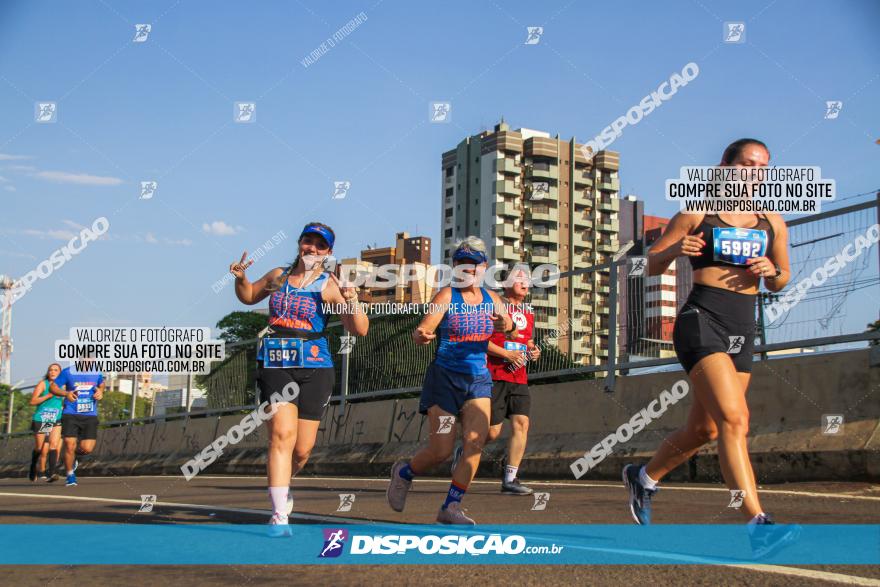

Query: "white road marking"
(0, 491), (372, 525)
(94, 475), (880, 502)
(2, 491), (877, 584)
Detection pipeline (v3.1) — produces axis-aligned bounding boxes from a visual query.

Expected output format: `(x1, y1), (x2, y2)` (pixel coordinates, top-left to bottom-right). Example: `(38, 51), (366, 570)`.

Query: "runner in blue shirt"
(50, 364), (105, 487)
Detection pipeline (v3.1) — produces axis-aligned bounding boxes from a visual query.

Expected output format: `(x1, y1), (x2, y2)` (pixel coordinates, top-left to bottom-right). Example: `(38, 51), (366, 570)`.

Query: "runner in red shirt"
(485, 266), (541, 494)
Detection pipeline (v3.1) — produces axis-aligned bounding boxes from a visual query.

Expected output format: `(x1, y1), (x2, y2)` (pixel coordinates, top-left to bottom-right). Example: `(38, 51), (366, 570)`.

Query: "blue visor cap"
(452, 248), (487, 264)
(300, 225), (334, 250)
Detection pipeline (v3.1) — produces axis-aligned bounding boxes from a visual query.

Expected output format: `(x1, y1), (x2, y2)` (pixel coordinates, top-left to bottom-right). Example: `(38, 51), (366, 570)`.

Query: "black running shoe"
(622, 464), (657, 525)
(501, 478), (534, 495)
(748, 514), (802, 559)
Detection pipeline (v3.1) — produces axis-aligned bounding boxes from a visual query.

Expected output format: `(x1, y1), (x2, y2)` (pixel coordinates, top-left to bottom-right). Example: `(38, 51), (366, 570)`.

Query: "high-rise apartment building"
(441, 120), (622, 365)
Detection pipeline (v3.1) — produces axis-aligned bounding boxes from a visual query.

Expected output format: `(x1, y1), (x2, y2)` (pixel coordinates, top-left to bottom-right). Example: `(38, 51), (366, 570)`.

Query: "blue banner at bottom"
(1, 524), (877, 565)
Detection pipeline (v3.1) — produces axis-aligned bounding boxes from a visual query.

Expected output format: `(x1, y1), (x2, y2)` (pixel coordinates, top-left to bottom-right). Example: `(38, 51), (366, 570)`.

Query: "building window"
(445, 208), (453, 218)
(445, 167), (454, 177)
(445, 228), (452, 237)
(446, 188), (453, 197)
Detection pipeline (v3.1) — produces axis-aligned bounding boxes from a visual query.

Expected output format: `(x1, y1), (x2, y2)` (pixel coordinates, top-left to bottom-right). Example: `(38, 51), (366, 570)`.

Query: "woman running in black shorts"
(230, 222), (368, 535)
(28, 363), (64, 482)
(623, 139), (793, 530)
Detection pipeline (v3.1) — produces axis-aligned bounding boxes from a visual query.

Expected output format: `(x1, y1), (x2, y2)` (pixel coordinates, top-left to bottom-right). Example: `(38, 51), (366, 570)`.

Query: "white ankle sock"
(268, 486), (290, 515)
(639, 466), (658, 490)
(504, 465), (518, 484)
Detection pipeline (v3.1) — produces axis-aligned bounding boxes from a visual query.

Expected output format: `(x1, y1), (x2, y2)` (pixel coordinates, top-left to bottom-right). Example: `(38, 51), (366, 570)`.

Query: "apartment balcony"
(573, 188), (593, 207)
(496, 223), (519, 239)
(574, 170), (594, 188)
(573, 337), (592, 355)
(525, 205), (559, 223)
(597, 305), (610, 315)
(530, 294), (557, 308)
(495, 158), (520, 175)
(597, 238), (617, 253)
(496, 198), (520, 218)
(444, 174), (454, 186)
(526, 228), (559, 244)
(497, 243), (520, 262)
(534, 315), (553, 330)
(494, 179), (522, 196)
(598, 196), (619, 212)
(526, 164), (559, 181)
(597, 218), (619, 233)
(530, 249), (555, 264)
(573, 213), (593, 230)
(526, 183), (558, 202)
(598, 177), (620, 192)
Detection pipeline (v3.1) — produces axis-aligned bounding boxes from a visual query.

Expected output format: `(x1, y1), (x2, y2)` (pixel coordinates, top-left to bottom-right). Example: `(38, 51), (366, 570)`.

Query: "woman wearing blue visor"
(229, 221), (368, 535)
(622, 139), (796, 542)
(386, 236), (514, 525)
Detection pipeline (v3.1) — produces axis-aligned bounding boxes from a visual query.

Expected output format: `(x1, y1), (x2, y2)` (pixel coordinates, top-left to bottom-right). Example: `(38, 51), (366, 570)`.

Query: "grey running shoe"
(387, 459), (412, 512)
(436, 501), (475, 525)
(623, 464), (657, 525)
(501, 477), (534, 495)
(450, 444), (463, 475)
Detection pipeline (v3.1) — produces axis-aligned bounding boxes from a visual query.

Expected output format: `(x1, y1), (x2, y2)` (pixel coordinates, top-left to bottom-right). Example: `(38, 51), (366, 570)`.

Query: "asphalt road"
(1, 474), (879, 586)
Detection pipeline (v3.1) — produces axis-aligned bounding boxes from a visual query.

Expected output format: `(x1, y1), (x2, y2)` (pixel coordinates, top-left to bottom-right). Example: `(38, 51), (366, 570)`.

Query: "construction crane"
(0, 275), (16, 385)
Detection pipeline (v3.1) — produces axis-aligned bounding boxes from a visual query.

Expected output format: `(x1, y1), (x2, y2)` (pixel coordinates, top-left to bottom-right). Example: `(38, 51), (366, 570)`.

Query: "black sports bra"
(689, 213), (774, 271)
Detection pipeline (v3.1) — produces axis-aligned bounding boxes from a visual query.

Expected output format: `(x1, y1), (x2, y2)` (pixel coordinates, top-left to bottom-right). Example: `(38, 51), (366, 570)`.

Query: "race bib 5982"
(713, 227), (768, 266)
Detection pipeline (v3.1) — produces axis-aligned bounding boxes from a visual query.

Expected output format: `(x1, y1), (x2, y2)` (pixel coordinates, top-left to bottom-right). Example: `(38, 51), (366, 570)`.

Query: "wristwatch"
(766, 264), (782, 280)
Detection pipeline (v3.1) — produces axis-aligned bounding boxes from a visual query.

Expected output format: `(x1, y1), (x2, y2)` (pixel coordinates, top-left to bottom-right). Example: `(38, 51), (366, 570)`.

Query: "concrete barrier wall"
(2, 349), (877, 482)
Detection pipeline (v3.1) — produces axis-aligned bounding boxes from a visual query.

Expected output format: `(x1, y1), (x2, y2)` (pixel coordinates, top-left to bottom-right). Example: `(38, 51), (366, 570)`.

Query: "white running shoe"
(387, 459), (412, 512)
(286, 492), (294, 516)
(268, 513), (292, 537)
(436, 501), (475, 525)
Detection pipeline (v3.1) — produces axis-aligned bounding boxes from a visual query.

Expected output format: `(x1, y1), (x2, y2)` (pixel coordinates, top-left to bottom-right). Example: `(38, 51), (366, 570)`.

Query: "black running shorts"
(256, 366), (335, 421)
(61, 414), (99, 440)
(490, 380), (531, 426)
(672, 284), (757, 374)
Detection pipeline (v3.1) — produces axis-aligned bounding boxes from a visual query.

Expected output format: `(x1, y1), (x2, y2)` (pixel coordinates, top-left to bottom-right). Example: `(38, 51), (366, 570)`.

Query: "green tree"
(216, 311), (266, 343)
(0, 383), (37, 434)
(867, 319), (880, 346)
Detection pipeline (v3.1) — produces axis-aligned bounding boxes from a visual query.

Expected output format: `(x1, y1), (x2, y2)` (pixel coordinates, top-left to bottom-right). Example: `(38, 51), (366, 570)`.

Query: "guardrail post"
(339, 335), (352, 416)
(129, 376), (138, 423)
(5, 388), (13, 434)
(604, 262), (619, 393)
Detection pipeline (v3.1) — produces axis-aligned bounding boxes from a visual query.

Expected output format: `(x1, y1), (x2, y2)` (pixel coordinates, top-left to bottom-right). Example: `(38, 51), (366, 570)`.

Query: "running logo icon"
(530, 181), (549, 201)
(234, 102), (256, 123)
(728, 489), (746, 509)
(824, 101), (843, 120)
(338, 335), (355, 355)
(140, 181), (157, 200)
(133, 24), (151, 43)
(629, 257), (647, 277)
(319, 528), (348, 558)
(430, 102), (451, 123)
(525, 27), (543, 45)
(337, 494), (355, 512)
(822, 414), (844, 435)
(139, 494), (157, 513)
(437, 415), (455, 434)
(727, 336), (745, 354)
(723, 22), (745, 43)
(532, 492), (550, 511)
(35, 102), (57, 123)
(333, 181), (351, 200)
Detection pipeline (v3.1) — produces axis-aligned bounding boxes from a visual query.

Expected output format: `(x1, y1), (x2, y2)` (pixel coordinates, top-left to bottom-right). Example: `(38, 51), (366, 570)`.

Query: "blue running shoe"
(748, 514), (802, 559)
(65, 473), (77, 487)
(623, 464), (657, 525)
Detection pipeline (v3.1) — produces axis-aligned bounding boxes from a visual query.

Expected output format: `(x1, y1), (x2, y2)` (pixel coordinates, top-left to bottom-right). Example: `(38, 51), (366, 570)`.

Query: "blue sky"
(2, 0), (878, 384)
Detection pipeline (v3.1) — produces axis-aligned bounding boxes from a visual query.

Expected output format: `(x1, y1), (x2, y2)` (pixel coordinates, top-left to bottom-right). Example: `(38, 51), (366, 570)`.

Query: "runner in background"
(28, 363), (64, 482)
(484, 266), (540, 494)
(50, 362), (105, 487)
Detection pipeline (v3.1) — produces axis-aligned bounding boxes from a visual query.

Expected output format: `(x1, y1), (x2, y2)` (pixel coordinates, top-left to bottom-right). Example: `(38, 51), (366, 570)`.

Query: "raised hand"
(229, 251), (253, 279)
